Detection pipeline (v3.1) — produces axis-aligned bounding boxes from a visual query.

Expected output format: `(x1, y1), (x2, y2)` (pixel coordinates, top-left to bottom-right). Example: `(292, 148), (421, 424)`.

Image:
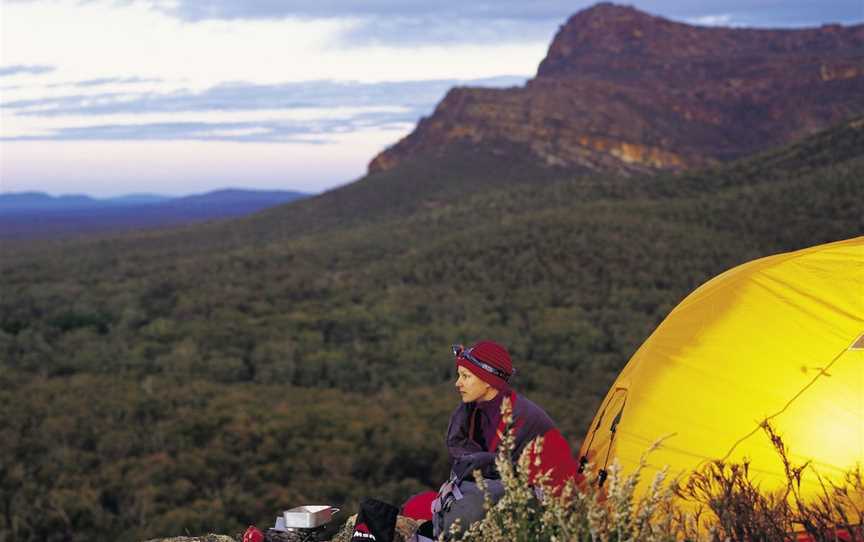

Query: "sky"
(1, 0), (862, 198)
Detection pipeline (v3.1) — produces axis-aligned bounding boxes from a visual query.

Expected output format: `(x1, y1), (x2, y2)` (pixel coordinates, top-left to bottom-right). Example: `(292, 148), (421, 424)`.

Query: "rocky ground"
(144, 514), (422, 542)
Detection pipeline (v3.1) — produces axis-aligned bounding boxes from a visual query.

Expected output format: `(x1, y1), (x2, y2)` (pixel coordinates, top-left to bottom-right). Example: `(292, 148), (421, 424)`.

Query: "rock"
(142, 517), (422, 542)
(142, 535), (237, 542)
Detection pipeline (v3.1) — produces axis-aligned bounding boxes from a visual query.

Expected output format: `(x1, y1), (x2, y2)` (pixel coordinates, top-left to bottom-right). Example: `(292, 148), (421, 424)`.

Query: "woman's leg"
(433, 479), (505, 539)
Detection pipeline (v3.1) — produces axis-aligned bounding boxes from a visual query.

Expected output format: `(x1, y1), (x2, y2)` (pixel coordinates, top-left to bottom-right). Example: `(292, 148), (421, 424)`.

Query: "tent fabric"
(579, 236), (864, 497)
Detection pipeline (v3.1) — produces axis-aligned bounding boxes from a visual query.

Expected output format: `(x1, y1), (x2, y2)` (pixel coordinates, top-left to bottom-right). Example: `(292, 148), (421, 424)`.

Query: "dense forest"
(0, 118), (862, 542)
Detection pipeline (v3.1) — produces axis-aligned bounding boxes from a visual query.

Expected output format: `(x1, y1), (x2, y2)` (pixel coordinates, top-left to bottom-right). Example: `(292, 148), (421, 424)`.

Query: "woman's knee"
(434, 480), (504, 539)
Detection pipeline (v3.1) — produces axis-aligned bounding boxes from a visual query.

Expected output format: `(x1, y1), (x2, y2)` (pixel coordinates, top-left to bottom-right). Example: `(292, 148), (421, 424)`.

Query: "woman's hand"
(453, 452), (498, 481)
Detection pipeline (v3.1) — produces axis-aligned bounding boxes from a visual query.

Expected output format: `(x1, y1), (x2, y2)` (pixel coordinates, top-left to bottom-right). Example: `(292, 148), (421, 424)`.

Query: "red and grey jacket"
(445, 391), (581, 492)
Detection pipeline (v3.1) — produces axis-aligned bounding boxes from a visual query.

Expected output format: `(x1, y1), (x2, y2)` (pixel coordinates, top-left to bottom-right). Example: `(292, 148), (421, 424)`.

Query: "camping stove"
(269, 505), (339, 542)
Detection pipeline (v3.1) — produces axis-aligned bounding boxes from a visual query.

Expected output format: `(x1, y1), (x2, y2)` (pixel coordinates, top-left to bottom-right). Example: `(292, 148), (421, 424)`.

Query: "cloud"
(1, 76), (527, 142)
(143, 0), (864, 49)
(156, 0), (578, 46)
(651, 0), (864, 27)
(2, 112), (418, 143)
(339, 16), (560, 46)
(61, 77), (163, 88)
(57, 0), (860, 30)
(158, 0), (864, 28)
(4, 77), (526, 116)
(4, 91), (135, 113)
(685, 14), (736, 26)
(5, 120), (321, 142)
(0, 64), (56, 77)
(159, 1), (580, 22)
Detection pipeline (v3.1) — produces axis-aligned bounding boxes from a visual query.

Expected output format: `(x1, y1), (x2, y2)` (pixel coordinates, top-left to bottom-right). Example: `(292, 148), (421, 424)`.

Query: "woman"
(430, 340), (581, 538)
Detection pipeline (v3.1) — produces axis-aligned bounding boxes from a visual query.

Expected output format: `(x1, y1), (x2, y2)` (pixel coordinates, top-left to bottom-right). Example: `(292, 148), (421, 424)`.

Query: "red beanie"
(455, 340), (514, 390)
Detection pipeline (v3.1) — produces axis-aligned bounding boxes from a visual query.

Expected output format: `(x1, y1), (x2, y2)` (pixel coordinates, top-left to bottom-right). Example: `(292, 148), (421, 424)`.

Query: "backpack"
(351, 498), (399, 542)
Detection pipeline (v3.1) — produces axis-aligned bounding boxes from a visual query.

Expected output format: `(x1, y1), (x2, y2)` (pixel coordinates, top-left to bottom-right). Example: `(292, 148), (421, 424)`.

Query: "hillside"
(369, 3), (864, 175)
(0, 118), (861, 542)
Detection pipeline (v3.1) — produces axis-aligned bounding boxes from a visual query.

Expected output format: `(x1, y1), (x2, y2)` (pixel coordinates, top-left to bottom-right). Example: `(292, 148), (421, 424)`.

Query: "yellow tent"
(578, 236), (864, 496)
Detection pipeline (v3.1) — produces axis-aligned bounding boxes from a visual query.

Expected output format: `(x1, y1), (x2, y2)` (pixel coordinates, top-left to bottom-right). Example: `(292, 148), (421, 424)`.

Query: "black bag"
(351, 498), (399, 542)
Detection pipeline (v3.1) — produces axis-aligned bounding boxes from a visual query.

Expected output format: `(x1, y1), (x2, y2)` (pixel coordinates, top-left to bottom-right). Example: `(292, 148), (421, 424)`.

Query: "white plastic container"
(282, 505), (339, 529)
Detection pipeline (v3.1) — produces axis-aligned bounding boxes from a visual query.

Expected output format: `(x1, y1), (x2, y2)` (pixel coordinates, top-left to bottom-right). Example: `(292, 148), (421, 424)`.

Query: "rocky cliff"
(369, 3), (864, 175)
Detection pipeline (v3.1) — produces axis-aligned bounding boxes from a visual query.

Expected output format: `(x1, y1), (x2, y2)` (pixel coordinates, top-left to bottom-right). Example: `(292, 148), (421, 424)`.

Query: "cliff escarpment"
(369, 3), (864, 175)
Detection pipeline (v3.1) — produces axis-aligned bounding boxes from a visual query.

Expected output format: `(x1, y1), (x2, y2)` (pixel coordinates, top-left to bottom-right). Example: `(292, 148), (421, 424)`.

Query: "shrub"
(455, 399), (684, 542)
(452, 411), (864, 542)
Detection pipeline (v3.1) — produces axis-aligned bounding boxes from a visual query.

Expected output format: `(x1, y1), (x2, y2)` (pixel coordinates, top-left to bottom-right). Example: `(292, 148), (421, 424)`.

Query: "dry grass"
(328, 403), (864, 542)
(452, 404), (864, 542)
(454, 398), (683, 542)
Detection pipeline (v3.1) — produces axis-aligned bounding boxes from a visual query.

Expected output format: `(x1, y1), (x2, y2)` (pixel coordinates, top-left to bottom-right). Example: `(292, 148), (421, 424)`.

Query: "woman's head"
(455, 365), (499, 403)
(453, 340), (514, 401)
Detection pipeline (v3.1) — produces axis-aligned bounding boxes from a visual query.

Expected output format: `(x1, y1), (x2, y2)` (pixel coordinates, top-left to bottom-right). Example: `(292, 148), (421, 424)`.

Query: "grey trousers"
(432, 479), (505, 539)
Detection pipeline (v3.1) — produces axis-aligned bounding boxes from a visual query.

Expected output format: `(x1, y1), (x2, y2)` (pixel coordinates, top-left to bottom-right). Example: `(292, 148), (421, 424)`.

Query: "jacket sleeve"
(446, 404), (485, 464)
(452, 451), (498, 482)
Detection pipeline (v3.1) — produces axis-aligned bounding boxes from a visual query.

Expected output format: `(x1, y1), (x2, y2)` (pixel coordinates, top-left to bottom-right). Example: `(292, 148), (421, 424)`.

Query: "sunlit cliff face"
(455, 366), (499, 404)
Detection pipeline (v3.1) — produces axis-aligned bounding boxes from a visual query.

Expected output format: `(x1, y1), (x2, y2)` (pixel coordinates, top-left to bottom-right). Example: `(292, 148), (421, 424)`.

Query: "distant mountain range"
(370, 3), (864, 176)
(0, 192), (172, 211)
(0, 189), (309, 239)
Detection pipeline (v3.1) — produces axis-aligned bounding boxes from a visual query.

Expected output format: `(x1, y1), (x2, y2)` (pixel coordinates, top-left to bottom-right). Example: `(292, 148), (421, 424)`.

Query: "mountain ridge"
(369, 3), (864, 176)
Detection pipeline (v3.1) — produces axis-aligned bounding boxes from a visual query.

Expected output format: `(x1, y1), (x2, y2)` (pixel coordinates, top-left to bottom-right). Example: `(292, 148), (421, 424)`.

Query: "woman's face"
(455, 366), (496, 403)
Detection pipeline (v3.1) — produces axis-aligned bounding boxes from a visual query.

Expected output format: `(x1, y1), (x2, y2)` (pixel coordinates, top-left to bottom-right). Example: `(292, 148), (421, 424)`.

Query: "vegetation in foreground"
(448, 407), (864, 542)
